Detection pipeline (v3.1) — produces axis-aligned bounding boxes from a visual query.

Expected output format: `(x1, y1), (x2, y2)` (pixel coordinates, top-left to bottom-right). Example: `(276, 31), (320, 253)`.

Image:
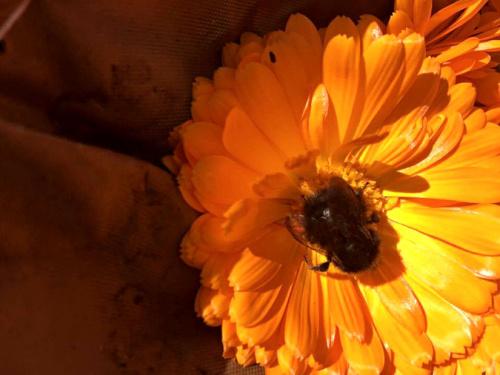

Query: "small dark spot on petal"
(269, 51), (276, 63)
(0, 40), (6, 54)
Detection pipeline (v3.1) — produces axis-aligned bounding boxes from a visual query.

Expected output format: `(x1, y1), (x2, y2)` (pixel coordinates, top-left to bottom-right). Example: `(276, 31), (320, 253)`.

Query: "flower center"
(288, 164), (386, 273)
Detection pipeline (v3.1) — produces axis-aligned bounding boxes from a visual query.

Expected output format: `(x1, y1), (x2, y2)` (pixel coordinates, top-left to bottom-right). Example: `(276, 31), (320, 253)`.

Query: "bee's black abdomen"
(302, 177), (379, 273)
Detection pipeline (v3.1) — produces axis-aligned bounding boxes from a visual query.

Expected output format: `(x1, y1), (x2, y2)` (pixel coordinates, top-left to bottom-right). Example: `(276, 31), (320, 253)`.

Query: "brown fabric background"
(0, 1), (391, 374)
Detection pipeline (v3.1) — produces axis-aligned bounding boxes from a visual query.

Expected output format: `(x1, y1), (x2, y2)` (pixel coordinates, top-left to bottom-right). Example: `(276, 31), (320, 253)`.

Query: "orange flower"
(167, 13), (500, 374)
(391, 0), (500, 106)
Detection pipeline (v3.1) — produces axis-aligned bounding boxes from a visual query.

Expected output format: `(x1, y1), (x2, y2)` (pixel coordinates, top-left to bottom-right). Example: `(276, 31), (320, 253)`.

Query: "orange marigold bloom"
(167, 13), (500, 375)
(391, 0), (500, 106)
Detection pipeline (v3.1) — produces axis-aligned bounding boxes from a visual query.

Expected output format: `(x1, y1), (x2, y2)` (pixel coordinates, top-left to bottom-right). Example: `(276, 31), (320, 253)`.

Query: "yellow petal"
(384, 166), (500, 203)
(358, 252), (426, 335)
(340, 325), (385, 375)
(362, 286), (433, 367)
(223, 198), (290, 240)
(474, 70), (500, 106)
(443, 82), (476, 118)
(447, 51), (491, 75)
(399, 111), (464, 175)
(178, 165), (205, 212)
(486, 105), (500, 123)
(235, 62), (306, 158)
(357, 35), (405, 137)
(223, 107), (285, 174)
(435, 123), (500, 170)
(263, 31), (310, 124)
(222, 320), (239, 357)
(464, 108), (487, 133)
(412, 0), (432, 33)
(231, 267), (293, 329)
(323, 16), (362, 143)
(326, 277), (367, 342)
(201, 252), (239, 291)
(387, 10), (414, 36)
(189, 214), (244, 251)
(181, 121), (225, 164)
(235, 345), (256, 367)
(255, 346), (277, 367)
(285, 14), (322, 85)
(223, 43), (239, 68)
(277, 345), (308, 375)
(208, 89), (239, 125)
(379, 57), (441, 136)
(229, 227), (300, 291)
(426, 0), (487, 40)
(195, 287), (224, 326)
(389, 221), (495, 314)
(253, 173), (300, 200)
(357, 15), (385, 49)
(213, 67), (235, 89)
(180, 217), (211, 268)
(191, 94), (212, 122)
(389, 203), (500, 256)
(436, 38), (480, 63)
(395, 0), (432, 33)
(408, 279), (477, 364)
(307, 83), (339, 153)
(285, 263), (324, 359)
(399, 33), (426, 98)
(191, 155), (258, 207)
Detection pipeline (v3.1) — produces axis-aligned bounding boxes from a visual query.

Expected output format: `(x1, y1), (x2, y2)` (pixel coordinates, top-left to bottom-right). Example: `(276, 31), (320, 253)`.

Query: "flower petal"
(285, 14), (322, 85)
(464, 108), (487, 133)
(307, 83), (339, 153)
(191, 155), (259, 208)
(181, 121), (225, 164)
(408, 279), (478, 364)
(384, 166), (500, 203)
(399, 33), (426, 98)
(201, 252), (240, 291)
(208, 89), (239, 125)
(425, 0), (487, 40)
(436, 38), (480, 63)
(323, 16), (363, 143)
(223, 198), (290, 240)
(389, 221), (495, 314)
(178, 165), (205, 212)
(229, 226), (300, 291)
(223, 107), (285, 174)
(357, 15), (385, 49)
(395, 0), (432, 32)
(326, 277), (367, 342)
(340, 324), (385, 375)
(357, 35), (405, 137)
(195, 287), (225, 326)
(235, 62), (306, 157)
(399, 111), (464, 175)
(435, 123), (500, 170)
(285, 263), (324, 359)
(362, 286), (433, 367)
(263, 31), (310, 124)
(358, 251), (426, 335)
(277, 345), (308, 374)
(388, 203), (500, 256)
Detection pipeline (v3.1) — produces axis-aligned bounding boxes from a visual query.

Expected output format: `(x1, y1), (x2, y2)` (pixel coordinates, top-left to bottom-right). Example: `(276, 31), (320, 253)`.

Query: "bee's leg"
(312, 261), (330, 272)
(304, 256), (330, 272)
